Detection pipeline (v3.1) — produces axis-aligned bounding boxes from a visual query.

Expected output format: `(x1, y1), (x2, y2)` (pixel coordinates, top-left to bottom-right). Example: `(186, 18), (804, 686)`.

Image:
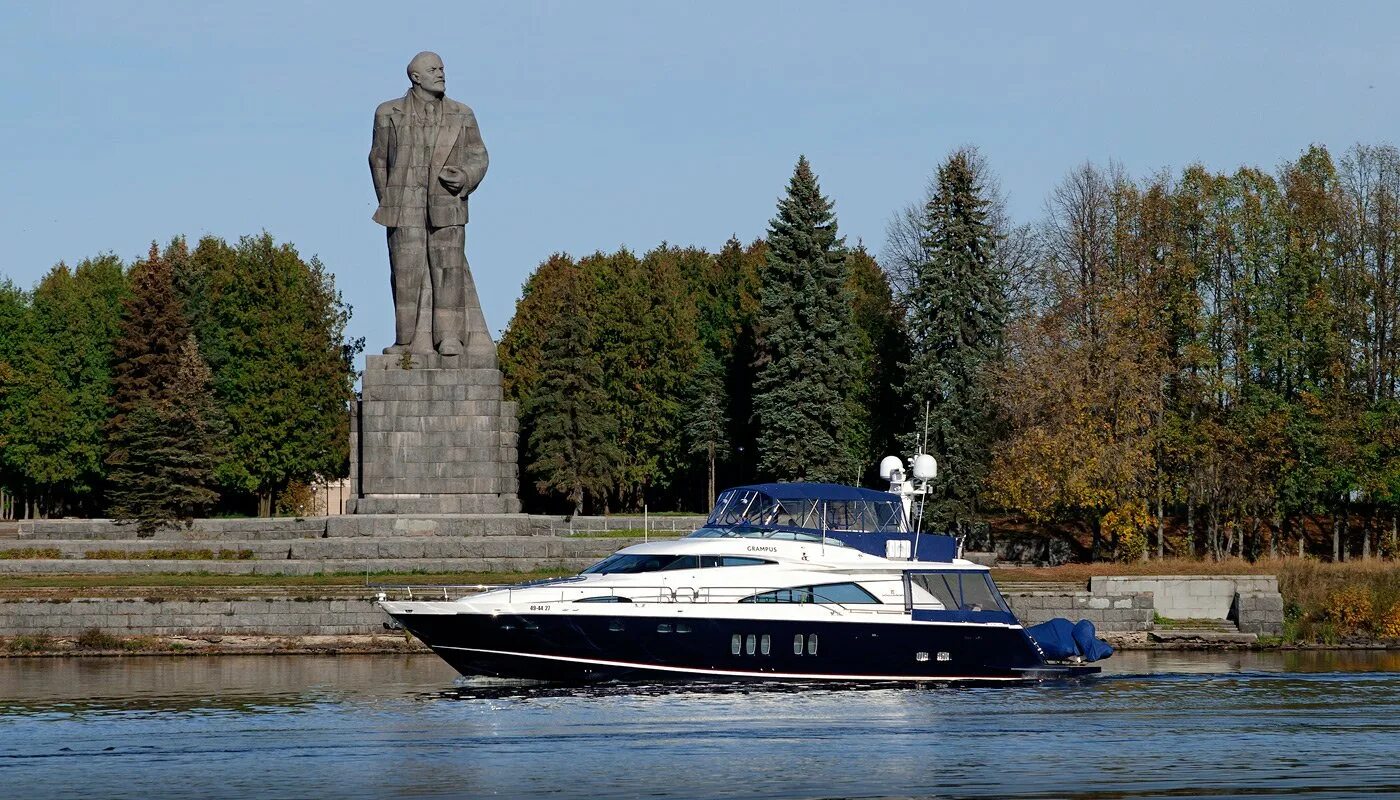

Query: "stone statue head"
(407, 51), (446, 96)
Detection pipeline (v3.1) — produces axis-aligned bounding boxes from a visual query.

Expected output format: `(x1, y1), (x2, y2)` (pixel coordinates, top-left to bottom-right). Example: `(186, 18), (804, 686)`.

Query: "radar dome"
(912, 454), (937, 480)
(879, 456), (904, 481)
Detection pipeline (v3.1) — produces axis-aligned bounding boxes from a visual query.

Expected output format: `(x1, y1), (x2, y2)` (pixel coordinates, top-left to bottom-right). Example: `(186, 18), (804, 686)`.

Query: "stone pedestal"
(349, 352), (521, 514)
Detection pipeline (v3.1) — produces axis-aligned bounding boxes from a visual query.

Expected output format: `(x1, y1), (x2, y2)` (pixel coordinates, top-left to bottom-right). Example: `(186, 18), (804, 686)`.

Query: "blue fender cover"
(1026, 618), (1078, 660)
(1072, 619), (1114, 661)
(1027, 618), (1115, 662)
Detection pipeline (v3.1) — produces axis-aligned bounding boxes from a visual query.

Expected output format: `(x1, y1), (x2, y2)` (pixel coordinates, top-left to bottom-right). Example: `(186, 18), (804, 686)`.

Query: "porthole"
(677, 623), (692, 634)
(745, 634), (756, 655)
(760, 634), (771, 655)
(608, 619), (624, 632)
(657, 623), (672, 633)
(807, 634), (818, 655)
(731, 634), (741, 655)
(794, 634), (804, 655)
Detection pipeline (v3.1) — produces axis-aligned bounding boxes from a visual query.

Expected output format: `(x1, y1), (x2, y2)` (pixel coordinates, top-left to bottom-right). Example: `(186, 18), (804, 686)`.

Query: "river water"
(1, 650), (1397, 799)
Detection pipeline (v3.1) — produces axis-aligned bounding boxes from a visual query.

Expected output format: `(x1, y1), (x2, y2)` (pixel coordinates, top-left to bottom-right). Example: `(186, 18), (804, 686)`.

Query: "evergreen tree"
(846, 244), (907, 477)
(753, 156), (861, 482)
(592, 247), (701, 508)
(683, 352), (729, 507)
(524, 262), (620, 515)
(106, 245), (220, 534)
(903, 150), (1006, 534)
(499, 253), (580, 405)
(714, 237), (767, 484)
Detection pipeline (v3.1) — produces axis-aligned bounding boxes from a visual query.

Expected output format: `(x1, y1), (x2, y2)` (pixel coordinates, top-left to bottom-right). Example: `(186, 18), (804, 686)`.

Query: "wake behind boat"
(377, 461), (1111, 682)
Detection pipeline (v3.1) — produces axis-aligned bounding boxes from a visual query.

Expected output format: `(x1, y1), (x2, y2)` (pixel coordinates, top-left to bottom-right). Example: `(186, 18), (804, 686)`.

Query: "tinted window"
(740, 582), (880, 605)
(811, 582), (881, 604)
(959, 572), (1006, 612)
(740, 587), (814, 604)
(575, 596), (630, 603)
(581, 554), (697, 574)
(699, 555), (773, 568)
(909, 573), (960, 610)
(909, 571), (1007, 611)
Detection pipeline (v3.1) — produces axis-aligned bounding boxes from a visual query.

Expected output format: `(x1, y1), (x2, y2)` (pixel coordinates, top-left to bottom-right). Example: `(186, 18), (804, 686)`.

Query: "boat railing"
(372, 583), (876, 615)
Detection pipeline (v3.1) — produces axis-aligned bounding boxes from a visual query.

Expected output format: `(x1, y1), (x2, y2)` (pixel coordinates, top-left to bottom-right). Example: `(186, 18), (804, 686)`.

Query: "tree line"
(504, 144), (1400, 561)
(0, 234), (359, 527)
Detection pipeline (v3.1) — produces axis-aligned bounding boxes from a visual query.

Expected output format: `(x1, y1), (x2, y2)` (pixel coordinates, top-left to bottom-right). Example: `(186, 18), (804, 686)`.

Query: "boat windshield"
(688, 526), (851, 548)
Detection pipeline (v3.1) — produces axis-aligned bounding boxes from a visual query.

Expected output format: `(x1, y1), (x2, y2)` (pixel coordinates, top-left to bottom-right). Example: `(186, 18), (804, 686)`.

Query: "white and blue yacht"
(377, 458), (1109, 682)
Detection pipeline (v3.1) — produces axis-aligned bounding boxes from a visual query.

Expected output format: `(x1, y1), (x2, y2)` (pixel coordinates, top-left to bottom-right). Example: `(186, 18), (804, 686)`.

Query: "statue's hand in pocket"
(439, 166), (467, 194)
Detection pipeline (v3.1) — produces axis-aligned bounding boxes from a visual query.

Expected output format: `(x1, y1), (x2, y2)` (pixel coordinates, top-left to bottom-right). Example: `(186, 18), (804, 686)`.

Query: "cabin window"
(740, 587), (813, 604)
(812, 583), (881, 604)
(731, 634), (741, 654)
(957, 573), (1004, 612)
(908, 571), (1008, 612)
(739, 582), (880, 605)
(575, 596), (630, 603)
(657, 624), (672, 633)
(745, 634), (756, 655)
(608, 620), (625, 632)
(793, 634), (804, 655)
(807, 634), (818, 655)
(581, 553), (700, 574)
(677, 623), (692, 634)
(698, 555), (773, 568)
(760, 634), (771, 655)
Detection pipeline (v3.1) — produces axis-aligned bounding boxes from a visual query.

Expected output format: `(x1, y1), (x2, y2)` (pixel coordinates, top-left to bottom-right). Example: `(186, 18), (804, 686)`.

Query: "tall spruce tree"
(683, 352), (729, 507)
(107, 244), (220, 534)
(753, 156), (861, 482)
(524, 262), (621, 515)
(904, 150), (1006, 535)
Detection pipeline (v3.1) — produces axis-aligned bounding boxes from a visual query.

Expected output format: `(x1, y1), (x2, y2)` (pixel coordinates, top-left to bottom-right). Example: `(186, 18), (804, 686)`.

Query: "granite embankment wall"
(0, 589), (1157, 639)
(1004, 590), (1155, 633)
(1089, 575), (1285, 635)
(0, 597), (387, 637)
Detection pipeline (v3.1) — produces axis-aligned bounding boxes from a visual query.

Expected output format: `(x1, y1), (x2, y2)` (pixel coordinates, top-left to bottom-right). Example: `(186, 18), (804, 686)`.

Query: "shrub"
(0, 547), (63, 559)
(76, 628), (122, 650)
(1376, 603), (1400, 640)
(8, 633), (55, 653)
(276, 480), (316, 517)
(1324, 586), (1373, 636)
(1102, 501), (1150, 562)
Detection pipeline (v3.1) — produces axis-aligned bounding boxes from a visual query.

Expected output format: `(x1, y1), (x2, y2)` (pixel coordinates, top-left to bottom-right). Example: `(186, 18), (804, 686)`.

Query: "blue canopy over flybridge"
(706, 483), (906, 533)
(702, 482), (958, 562)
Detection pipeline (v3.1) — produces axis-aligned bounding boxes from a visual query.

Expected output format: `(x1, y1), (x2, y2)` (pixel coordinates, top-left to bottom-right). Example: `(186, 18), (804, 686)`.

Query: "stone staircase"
(0, 514), (707, 577)
(1149, 617), (1257, 644)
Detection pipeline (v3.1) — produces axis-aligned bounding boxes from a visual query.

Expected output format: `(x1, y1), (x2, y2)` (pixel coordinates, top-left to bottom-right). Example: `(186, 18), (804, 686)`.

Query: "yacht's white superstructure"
(378, 480), (1108, 682)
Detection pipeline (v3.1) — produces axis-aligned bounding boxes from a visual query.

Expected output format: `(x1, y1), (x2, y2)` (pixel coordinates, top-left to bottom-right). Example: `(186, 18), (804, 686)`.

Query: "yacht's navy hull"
(387, 610), (1077, 682)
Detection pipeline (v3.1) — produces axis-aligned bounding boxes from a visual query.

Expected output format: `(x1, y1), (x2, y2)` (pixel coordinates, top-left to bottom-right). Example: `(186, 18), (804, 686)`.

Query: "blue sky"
(1, 2), (1395, 359)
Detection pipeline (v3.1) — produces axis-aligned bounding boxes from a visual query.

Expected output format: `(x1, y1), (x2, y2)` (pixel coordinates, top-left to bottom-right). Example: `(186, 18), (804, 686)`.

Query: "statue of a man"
(369, 51), (491, 357)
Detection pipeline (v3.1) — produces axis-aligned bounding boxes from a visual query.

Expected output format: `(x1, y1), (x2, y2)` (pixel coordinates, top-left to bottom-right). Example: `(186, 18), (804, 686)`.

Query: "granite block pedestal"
(349, 352), (521, 514)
